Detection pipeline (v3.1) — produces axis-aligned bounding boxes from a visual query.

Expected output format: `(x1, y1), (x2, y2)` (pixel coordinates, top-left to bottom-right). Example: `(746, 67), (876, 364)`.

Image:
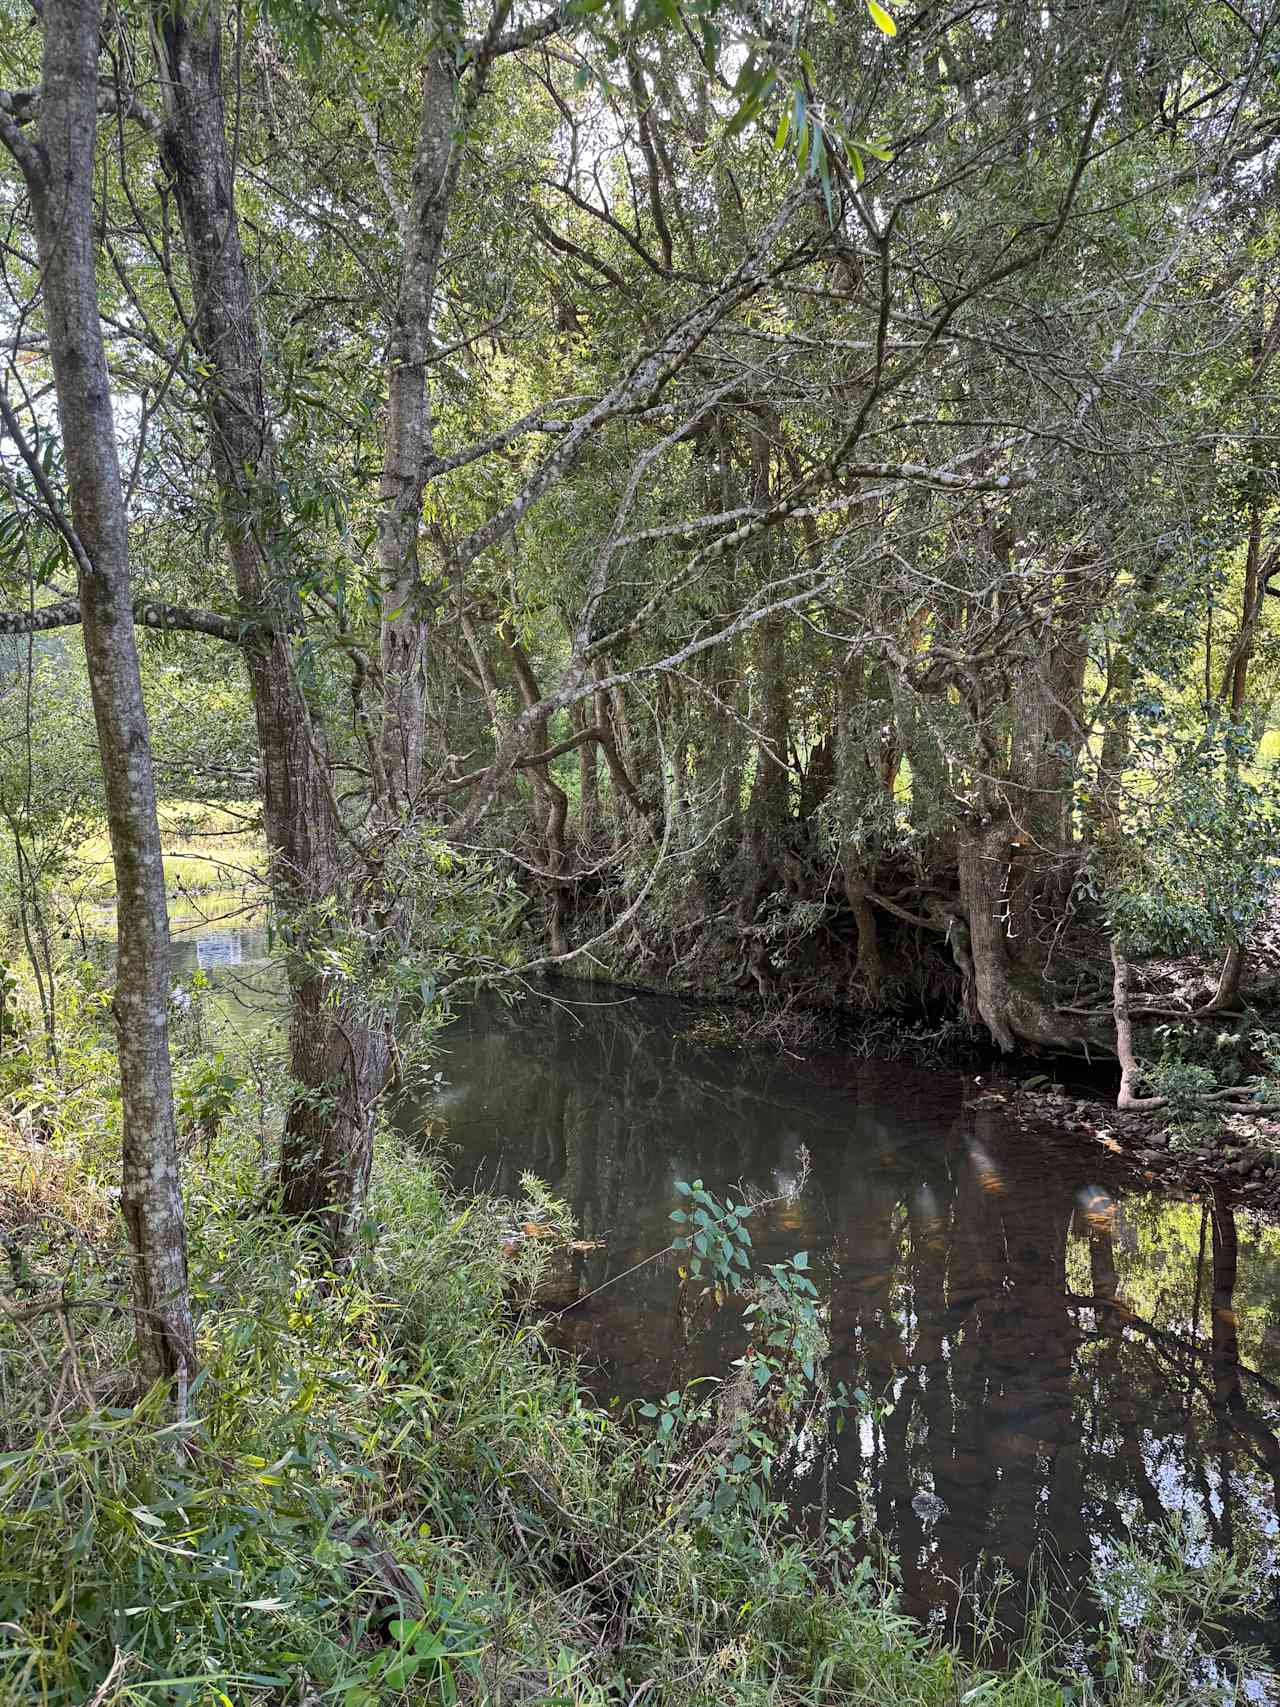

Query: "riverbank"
(0, 1122), (1271, 1706)
(548, 897), (1280, 1213)
(1008, 1076), (1280, 1213)
(2, 961), (1276, 1703)
(542, 958), (1280, 1213)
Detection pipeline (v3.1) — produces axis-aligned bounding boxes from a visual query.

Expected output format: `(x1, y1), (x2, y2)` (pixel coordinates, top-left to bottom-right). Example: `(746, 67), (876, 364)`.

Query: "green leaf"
(807, 120), (823, 177)
(868, 0), (897, 35)
(819, 154), (835, 221)
(730, 52), (761, 96)
(383, 1656), (424, 1689)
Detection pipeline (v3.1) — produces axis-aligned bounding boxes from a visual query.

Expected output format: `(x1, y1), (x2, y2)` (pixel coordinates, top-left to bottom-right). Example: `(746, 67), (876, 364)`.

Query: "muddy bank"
(1002, 1078), (1280, 1214)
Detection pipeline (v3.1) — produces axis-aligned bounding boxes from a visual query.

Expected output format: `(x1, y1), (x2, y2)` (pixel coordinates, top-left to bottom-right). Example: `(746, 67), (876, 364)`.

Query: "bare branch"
(0, 597), (262, 643)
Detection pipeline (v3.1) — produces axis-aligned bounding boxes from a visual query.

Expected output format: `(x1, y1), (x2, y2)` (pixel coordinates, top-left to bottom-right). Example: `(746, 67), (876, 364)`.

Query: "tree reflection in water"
(416, 988), (1280, 1655)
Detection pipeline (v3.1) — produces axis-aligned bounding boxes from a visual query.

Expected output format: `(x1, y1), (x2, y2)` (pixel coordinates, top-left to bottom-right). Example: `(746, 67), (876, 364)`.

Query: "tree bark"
(7, 0), (194, 1389)
(377, 49), (456, 811)
(151, 1), (389, 1253)
(745, 430), (790, 835)
(1111, 936), (1146, 1109)
(504, 627), (570, 956)
(957, 821), (1018, 1052)
(843, 868), (884, 1001)
(1005, 617), (1086, 959)
(576, 701), (599, 846)
(1206, 481), (1268, 1012)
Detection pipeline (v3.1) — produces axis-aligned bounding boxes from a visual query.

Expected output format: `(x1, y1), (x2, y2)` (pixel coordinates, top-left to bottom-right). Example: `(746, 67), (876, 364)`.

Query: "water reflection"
(194, 929), (243, 972)
(89, 899), (282, 1032)
(423, 987), (1280, 1647)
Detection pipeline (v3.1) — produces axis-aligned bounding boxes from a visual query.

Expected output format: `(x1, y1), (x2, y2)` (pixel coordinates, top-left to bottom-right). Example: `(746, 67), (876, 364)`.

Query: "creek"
(177, 913), (1280, 1657)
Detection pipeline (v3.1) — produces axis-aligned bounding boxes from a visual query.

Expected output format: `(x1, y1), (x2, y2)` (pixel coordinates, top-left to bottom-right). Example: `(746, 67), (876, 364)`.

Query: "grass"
(0, 966), (1273, 1705)
(73, 801), (266, 902)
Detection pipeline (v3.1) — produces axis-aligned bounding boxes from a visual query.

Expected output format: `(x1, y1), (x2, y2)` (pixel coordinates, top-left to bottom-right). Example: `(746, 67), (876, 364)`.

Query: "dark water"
(421, 985), (1280, 1652)
(151, 910), (1280, 1660)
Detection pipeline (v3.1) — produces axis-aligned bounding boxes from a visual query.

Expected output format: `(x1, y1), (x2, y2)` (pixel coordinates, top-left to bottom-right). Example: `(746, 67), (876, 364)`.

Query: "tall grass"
(0, 971), (1272, 1704)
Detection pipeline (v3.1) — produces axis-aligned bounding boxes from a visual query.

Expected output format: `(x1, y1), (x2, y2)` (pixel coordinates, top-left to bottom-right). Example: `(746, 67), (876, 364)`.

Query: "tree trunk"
(1206, 940), (1245, 1013)
(745, 426), (790, 836)
(1006, 620), (1086, 959)
(843, 868), (884, 1001)
(504, 628), (570, 956)
(576, 701), (599, 846)
(1095, 644), (1133, 832)
(598, 673), (652, 835)
(377, 49), (457, 811)
(152, 2), (389, 1253)
(957, 822), (1017, 1051)
(1111, 937), (1146, 1109)
(1206, 484), (1267, 1011)
(10, 0), (194, 1388)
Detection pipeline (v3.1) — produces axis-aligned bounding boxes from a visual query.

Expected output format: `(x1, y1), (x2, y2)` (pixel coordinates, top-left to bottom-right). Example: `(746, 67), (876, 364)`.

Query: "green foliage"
(1252, 1027), (1280, 1102)
(659, 1177), (878, 1522)
(1100, 735), (1280, 958)
(175, 1050), (244, 1145)
(347, 1602), (488, 1702)
(0, 967), (1273, 1704)
(669, 1175), (753, 1293)
(1142, 1051), (1220, 1145)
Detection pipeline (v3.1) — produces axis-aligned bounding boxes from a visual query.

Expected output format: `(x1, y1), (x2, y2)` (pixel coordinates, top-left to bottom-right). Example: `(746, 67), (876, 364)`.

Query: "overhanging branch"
(0, 597), (263, 644)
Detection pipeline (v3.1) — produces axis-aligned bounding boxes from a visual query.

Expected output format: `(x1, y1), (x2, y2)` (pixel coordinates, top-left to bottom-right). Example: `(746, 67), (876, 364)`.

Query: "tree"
(0, 0), (193, 1390)
(1, 0), (1277, 1148)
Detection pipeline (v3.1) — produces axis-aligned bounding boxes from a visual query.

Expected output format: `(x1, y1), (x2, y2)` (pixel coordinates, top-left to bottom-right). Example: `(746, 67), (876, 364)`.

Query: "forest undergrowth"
(0, 965), (1273, 1707)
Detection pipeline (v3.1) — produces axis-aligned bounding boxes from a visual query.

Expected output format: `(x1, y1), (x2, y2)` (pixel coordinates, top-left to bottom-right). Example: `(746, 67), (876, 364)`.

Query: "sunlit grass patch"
(73, 799), (266, 900)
